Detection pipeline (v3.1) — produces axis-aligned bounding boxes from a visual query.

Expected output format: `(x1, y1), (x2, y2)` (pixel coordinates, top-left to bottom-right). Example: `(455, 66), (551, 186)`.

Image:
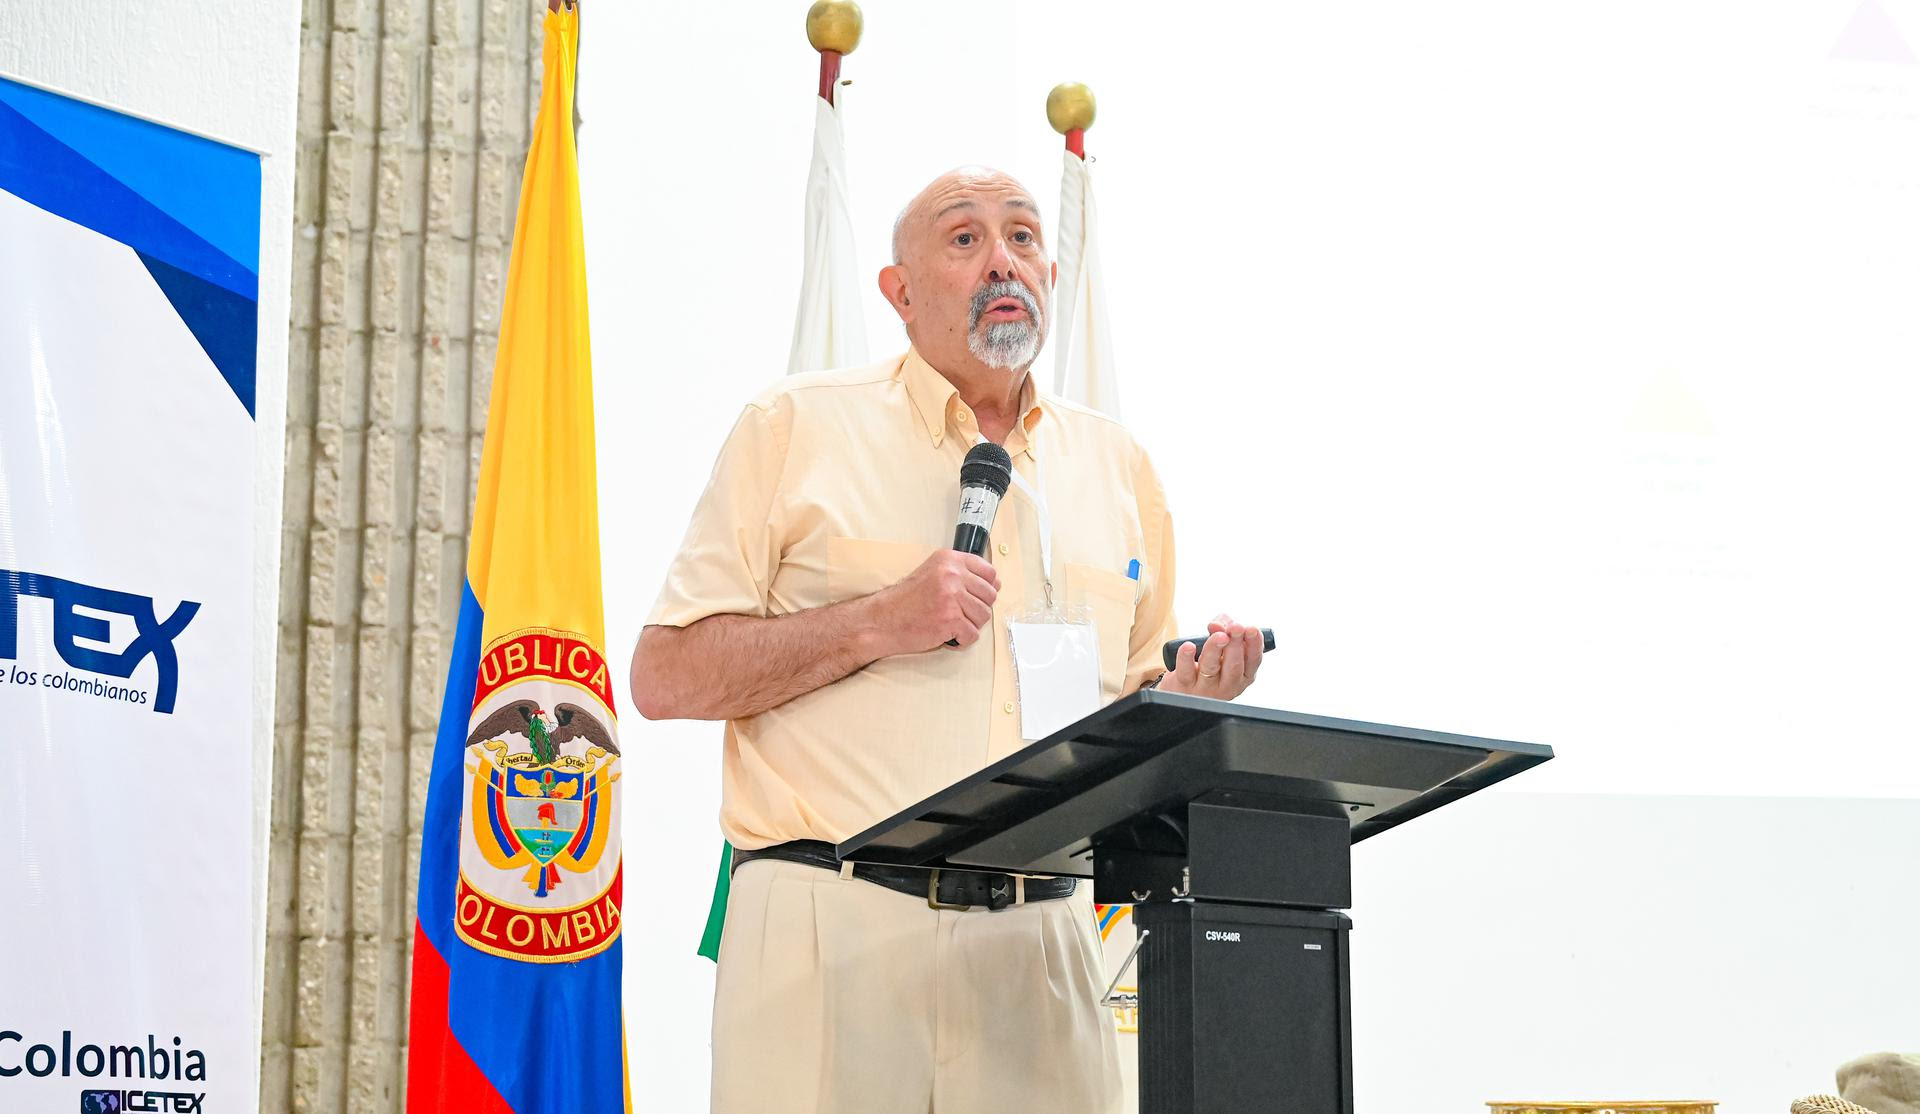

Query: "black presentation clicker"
(837, 689), (1552, 1114)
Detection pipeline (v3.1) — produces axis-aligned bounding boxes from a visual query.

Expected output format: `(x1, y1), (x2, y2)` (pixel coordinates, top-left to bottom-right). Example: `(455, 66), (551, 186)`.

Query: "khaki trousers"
(711, 858), (1123, 1114)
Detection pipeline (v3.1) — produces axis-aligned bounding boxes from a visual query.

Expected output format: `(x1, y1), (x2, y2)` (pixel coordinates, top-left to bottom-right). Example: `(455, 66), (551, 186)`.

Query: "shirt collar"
(899, 348), (1049, 460)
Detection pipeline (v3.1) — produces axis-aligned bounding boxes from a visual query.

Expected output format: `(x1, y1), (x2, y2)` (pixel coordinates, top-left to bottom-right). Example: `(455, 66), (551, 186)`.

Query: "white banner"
(1, 76), (262, 1114)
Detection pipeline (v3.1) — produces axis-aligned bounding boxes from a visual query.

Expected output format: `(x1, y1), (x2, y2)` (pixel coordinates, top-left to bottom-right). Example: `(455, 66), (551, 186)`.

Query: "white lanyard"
(974, 432), (1055, 607)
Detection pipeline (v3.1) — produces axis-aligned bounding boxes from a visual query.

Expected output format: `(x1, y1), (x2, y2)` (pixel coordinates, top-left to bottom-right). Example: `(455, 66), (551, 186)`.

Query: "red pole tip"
(818, 51), (843, 105)
(1065, 128), (1086, 159)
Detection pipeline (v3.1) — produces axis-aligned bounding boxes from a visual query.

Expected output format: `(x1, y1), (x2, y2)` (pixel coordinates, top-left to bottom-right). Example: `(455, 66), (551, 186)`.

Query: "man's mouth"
(984, 297), (1028, 319)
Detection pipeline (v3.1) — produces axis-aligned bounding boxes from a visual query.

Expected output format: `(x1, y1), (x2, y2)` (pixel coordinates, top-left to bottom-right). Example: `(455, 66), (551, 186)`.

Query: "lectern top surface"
(836, 689), (1552, 876)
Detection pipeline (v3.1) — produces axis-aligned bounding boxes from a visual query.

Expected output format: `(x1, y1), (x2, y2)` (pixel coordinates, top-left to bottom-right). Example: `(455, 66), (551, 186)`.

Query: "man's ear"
(879, 264), (913, 322)
(1050, 259), (1059, 289)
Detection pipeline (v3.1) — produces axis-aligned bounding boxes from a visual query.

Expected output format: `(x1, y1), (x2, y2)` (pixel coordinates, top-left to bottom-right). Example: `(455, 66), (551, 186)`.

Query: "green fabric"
(696, 841), (733, 961)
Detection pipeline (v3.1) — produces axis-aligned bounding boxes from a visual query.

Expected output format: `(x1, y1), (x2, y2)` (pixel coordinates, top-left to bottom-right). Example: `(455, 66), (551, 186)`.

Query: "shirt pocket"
(826, 537), (936, 604)
(1061, 562), (1138, 700)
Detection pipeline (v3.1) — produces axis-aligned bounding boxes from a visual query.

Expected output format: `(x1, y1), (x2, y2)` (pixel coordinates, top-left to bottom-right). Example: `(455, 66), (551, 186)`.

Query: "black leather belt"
(732, 840), (1076, 911)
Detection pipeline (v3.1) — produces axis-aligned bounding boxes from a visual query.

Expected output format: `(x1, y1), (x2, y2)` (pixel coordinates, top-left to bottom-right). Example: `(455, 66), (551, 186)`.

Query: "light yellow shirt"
(647, 349), (1179, 850)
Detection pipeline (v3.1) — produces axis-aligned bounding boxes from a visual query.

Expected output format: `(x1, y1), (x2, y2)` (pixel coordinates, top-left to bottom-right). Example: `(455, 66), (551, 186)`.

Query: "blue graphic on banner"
(136, 252), (260, 417)
(0, 76), (259, 267)
(0, 76), (260, 418)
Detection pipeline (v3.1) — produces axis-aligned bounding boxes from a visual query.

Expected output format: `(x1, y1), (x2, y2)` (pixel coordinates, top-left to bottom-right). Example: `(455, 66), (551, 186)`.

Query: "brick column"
(263, 0), (539, 1109)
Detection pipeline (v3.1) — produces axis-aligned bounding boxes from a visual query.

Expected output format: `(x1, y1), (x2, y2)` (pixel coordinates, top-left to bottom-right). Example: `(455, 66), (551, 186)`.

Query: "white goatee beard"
(966, 279), (1047, 370)
(968, 319), (1042, 370)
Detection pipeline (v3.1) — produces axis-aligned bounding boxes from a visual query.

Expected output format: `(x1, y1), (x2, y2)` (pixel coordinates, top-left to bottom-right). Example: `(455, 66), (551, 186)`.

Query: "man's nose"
(985, 236), (1017, 284)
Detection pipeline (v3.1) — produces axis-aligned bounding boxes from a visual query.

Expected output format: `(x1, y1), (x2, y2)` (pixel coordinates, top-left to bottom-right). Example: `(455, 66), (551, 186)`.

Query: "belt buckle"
(926, 869), (974, 911)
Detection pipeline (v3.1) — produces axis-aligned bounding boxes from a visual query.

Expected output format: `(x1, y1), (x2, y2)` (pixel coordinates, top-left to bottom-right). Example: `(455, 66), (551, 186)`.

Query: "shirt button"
(1003, 702), (1015, 714)
(997, 542), (1009, 556)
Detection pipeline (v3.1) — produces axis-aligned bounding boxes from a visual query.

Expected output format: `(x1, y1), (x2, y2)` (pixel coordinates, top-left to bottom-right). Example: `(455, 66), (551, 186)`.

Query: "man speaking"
(630, 167), (1265, 1113)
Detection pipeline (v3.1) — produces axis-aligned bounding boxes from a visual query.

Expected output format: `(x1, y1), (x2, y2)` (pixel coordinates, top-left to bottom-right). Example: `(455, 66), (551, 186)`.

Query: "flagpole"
(1047, 81), (1096, 157)
(806, 0), (864, 107)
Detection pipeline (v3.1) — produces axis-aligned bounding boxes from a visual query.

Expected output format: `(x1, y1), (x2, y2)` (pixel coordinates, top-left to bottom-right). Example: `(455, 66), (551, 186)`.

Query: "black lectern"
(838, 689), (1552, 1114)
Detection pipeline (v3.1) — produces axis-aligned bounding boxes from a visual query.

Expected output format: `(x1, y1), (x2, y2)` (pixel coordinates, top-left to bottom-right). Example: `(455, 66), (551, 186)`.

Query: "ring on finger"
(1199, 667), (1220, 678)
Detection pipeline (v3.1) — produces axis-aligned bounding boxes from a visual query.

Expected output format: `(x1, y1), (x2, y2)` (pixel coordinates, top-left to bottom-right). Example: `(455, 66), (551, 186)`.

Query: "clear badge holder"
(1008, 594), (1102, 743)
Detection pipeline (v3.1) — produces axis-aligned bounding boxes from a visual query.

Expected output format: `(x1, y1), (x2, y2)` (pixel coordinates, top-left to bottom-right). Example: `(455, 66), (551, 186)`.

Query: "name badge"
(1009, 605), (1102, 742)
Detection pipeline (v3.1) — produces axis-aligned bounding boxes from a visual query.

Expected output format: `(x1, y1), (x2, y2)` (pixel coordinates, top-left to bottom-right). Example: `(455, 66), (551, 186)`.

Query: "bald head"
(891, 167), (1042, 265)
(878, 167), (1056, 379)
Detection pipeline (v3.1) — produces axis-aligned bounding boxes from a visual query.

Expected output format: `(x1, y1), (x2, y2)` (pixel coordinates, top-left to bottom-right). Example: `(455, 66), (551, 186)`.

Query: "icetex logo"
(0, 570), (198, 714)
(80, 1089), (205, 1112)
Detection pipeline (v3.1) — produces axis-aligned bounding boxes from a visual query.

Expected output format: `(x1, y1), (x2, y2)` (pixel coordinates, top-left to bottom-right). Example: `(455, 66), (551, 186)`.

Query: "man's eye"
(1013, 231), (1033, 244)
(954, 233), (975, 246)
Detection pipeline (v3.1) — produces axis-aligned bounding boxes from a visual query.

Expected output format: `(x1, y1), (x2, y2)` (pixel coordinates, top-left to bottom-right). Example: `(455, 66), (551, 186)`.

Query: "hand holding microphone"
(871, 443), (1011, 654)
(877, 550), (999, 652)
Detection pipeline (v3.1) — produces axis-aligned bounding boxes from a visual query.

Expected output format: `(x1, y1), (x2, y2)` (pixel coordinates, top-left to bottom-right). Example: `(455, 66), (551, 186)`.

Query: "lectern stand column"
(1132, 902), (1354, 1114)
(1098, 800), (1358, 1114)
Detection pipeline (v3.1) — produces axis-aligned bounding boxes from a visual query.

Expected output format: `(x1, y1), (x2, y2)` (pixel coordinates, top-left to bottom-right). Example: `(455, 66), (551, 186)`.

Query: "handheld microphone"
(952, 442), (1013, 558)
(945, 443), (1013, 646)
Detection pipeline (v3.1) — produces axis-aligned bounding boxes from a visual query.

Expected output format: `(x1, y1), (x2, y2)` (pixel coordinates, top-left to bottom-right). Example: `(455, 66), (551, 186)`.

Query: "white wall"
(1354, 793), (1920, 1110)
(0, 0), (302, 1102)
(576, 1), (1920, 1109)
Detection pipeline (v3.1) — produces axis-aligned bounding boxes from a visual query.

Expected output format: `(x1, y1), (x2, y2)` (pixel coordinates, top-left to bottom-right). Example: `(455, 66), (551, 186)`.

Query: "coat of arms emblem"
(456, 627), (622, 962)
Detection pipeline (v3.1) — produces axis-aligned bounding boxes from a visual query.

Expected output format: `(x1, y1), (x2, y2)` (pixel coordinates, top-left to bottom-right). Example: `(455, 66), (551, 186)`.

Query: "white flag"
(788, 95), (868, 374)
(1051, 149), (1120, 416)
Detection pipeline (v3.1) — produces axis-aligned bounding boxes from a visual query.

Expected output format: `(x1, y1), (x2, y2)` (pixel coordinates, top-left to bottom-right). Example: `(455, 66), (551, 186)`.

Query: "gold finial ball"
(806, 0), (863, 55)
(1046, 82), (1096, 134)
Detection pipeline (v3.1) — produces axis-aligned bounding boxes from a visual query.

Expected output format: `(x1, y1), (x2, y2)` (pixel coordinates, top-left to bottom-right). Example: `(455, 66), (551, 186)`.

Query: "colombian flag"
(406, 9), (628, 1111)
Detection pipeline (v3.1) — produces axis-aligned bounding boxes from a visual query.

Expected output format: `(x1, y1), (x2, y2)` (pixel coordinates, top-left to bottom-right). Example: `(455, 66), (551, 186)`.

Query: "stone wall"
(262, 0), (540, 1108)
